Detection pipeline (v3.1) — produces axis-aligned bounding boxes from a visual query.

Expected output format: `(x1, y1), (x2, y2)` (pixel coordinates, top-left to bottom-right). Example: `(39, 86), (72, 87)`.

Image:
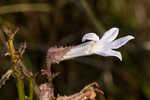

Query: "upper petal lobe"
(101, 27), (119, 42)
(82, 33), (100, 42)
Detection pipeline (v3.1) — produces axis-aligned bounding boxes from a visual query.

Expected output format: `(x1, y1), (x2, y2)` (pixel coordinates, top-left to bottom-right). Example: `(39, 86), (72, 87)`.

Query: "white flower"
(63, 27), (134, 61)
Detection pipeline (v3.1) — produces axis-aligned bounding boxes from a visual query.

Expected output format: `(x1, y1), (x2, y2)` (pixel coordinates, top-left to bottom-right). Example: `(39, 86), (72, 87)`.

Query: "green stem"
(15, 67), (26, 100)
(20, 61), (40, 99)
(28, 78), (33, 100)
(16, 78), (26, 100)
(8, 39), (26, 100)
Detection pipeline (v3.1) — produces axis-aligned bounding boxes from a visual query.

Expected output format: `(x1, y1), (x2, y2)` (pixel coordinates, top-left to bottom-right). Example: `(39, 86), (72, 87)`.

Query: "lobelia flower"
(62, 27), (135, 61)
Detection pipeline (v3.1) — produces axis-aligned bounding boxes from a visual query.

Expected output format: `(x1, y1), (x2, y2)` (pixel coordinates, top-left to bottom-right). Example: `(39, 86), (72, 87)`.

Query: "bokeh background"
(0, 0), (149, 100)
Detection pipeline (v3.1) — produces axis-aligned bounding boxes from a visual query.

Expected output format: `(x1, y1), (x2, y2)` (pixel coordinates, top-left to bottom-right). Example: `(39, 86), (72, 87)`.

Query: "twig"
(0, 69), (13, 88)
(0, 26), (40, 100)
(56, 82), (104, 100)
(1, 26), (41, 99)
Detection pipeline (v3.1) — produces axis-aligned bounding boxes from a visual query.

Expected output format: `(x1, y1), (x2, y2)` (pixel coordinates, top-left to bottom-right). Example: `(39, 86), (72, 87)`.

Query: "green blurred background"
(0, 0), (149, 100)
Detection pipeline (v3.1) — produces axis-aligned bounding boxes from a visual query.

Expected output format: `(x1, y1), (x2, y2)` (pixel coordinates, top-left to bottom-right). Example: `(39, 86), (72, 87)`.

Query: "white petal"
(95, 49), (122, 61)
(63, 41), (94, 60)
(101, 27), (119, 42)
(82, 33), (99, 42)
(109, 35), (135, 49)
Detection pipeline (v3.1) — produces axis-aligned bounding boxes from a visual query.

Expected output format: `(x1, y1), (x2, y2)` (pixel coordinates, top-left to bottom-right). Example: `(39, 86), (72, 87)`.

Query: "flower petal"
(101, 27), (119, 42)
(109, 35), (135, 49)
(63, 41), (95, 60)
(95, 49), (122, 61)
(82, 33), (99, 42)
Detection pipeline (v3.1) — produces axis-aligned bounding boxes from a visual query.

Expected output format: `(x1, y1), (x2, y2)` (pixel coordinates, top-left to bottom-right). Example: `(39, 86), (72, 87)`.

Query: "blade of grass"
(0, 3), (52, 15)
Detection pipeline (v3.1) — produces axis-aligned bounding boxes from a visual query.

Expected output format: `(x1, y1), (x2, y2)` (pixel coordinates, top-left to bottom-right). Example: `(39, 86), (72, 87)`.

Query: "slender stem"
(28, 78), (33, 100)
(15, 70), (26, 100)
(8, 39), (26, 100)
(19, 61), (40, 98)
(8, 40), (15, 59)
